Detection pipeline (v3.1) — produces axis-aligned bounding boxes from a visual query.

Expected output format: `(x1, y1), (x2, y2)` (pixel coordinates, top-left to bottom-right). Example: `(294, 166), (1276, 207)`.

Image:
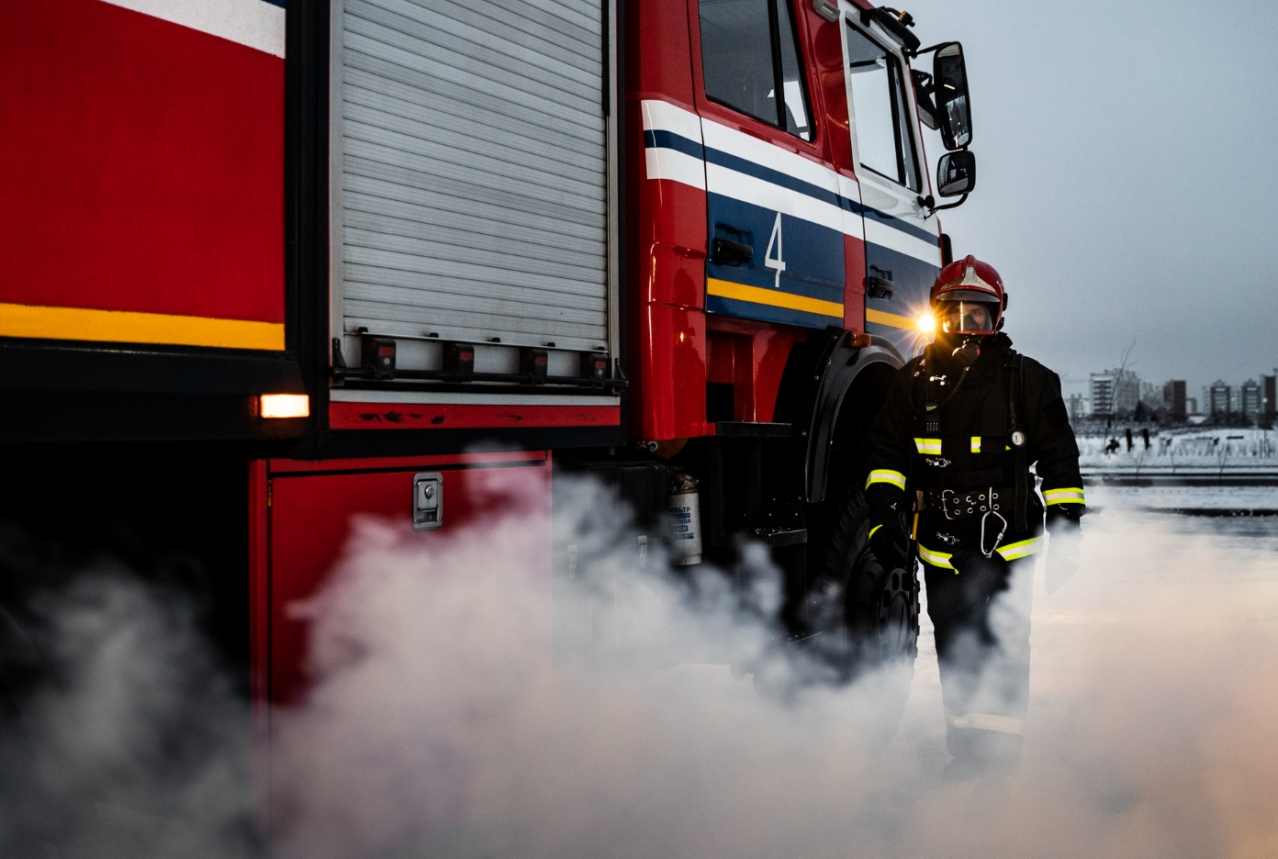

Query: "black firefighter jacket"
(863, 333), (1085, 568)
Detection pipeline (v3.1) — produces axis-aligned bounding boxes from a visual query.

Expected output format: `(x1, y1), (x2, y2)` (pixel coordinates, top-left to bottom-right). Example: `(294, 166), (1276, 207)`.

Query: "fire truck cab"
(0, 0), (976, 738)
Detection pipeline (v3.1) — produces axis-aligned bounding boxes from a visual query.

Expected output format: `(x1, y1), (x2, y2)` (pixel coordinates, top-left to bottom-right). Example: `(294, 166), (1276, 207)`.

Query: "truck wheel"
(815, 486), (919, 678)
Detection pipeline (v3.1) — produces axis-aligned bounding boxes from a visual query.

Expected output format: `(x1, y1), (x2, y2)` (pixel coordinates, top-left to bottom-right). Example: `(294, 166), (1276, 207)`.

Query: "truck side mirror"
(933, 43), (972, 150)
(936, 150), (976, 197)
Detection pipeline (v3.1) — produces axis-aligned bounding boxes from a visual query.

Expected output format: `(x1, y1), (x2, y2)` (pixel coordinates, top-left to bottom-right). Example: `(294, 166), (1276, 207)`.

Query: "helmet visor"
(939, 300), (998, 334)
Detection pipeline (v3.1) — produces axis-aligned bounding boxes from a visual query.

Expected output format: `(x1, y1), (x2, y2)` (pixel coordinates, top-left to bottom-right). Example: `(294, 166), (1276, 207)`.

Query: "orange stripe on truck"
(0, 302), (285, 351)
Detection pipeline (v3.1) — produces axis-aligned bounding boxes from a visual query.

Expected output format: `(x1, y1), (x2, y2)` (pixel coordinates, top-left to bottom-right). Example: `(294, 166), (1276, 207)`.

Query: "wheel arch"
(774, 329), (904, 505)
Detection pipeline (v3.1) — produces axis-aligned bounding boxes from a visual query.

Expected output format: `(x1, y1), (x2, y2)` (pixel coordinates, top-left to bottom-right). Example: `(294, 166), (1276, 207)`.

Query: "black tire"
(811, 486), (920, 680)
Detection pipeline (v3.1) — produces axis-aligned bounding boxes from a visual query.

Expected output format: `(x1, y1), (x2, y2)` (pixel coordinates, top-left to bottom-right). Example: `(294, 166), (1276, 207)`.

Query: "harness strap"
(1008, 354), (1029, 531)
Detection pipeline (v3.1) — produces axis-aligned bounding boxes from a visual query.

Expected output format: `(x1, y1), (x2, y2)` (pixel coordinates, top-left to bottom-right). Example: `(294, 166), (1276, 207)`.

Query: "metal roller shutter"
(332, 0), (610, 353)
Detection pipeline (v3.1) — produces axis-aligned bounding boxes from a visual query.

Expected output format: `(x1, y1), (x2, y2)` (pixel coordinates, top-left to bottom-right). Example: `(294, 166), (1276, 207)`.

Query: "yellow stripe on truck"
(706, 279), (843, 318)
(865, 308), (916, 329)
(0, 301), (285, 351)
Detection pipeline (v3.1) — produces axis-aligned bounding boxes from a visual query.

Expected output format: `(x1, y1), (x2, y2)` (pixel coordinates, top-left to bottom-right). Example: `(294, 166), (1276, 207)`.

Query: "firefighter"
(863, 255), (1085, 778)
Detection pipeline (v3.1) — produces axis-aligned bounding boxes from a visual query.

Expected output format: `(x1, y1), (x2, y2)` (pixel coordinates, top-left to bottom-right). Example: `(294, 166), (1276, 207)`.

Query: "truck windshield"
(846, 25), (920, 191)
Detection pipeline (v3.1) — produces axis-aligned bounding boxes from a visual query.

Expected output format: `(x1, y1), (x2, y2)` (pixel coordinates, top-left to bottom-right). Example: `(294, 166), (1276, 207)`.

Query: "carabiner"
(979, 508), (1008, 559)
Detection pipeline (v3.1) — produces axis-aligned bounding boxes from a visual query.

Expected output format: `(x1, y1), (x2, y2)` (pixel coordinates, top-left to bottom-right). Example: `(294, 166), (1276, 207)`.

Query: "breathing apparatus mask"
(937, 298), (999, 369)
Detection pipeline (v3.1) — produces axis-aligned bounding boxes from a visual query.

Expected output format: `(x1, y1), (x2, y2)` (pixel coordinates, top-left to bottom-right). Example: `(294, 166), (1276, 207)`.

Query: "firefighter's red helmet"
(929, 255), (1005, 335)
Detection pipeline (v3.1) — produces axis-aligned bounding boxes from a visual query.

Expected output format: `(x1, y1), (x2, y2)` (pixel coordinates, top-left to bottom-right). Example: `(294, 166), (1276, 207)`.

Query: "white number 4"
(764, 212), (786, 288)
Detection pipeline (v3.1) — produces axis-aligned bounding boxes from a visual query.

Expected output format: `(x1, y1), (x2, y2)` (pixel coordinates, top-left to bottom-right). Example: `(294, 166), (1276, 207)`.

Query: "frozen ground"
(1099, 484), (1278, 513)
(1078, 427), (1278, 478)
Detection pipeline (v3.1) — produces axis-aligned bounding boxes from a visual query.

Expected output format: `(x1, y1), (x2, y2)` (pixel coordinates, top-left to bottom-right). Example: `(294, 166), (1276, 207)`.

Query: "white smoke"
(266, 476), (1278, 859)
(0, 565), (252, 858)
(4, 478), (1278, 858)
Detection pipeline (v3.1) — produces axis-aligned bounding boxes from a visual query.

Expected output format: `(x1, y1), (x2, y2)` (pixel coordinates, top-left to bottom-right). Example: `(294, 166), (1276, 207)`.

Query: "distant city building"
(1263, 374), (1276, 423)
(1241, 379), (1262, 422)
(1163, 380), (1187, 421)
(1138, 380), (1161, 413)
(1186, 396), (1198, 415)
(1090, 374), (1115, 417)
(1208, 380), (1232, 416)
(1067, 393), (1089, 421)
(1090, 368), (1140, 416)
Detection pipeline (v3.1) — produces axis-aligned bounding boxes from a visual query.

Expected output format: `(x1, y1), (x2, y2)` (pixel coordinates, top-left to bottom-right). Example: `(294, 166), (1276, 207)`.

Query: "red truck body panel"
(254, 451), (552, 705)
(0, 0), (285, 351)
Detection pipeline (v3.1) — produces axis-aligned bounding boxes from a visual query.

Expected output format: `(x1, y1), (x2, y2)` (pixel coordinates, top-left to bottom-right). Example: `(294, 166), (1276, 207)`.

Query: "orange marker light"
(916, 313), (937, 335)
(259, 393), (310, 419)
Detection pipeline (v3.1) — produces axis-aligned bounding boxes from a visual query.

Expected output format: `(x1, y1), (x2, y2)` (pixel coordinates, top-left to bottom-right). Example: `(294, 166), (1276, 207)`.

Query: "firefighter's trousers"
(918, 519), (1040, 764)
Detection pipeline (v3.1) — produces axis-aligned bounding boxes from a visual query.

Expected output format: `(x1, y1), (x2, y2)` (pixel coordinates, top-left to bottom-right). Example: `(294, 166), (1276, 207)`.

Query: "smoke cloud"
(0, 559), (253, 858)
(3, 477), (1278, 858)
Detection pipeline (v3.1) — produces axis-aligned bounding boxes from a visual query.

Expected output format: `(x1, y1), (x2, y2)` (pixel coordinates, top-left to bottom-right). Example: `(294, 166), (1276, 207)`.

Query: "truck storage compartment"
(329, 0), (618, 386)
(255, 451), (552, 705)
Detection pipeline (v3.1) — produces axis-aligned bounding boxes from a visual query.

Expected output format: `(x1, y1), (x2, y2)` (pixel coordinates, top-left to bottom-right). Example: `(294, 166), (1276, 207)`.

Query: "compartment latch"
(413, 472), (443, 531)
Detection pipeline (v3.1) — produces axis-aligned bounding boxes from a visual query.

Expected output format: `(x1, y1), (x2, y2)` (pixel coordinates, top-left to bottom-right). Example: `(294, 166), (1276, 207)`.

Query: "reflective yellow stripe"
(1043, 487), (1086, 506)
(0, 301), (285, 350)
(706, 278), (844, 318)
(866, 469), (906, 491)
(913, 437), (942, 455)
(946, 712), (1025, 735)
(923, 538), (1042, 568)
(868, 524), (882, 540)
(918, 544), (954, 569)
(996, 536), (1043, 561)
(865, 307), (915, 329)
(970, 436), (981, 453)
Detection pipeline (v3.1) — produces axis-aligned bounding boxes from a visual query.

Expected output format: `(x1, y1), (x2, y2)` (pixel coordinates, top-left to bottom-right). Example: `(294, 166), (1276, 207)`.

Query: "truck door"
(694, 0), (855, 330)
(843, 18), (941, 357)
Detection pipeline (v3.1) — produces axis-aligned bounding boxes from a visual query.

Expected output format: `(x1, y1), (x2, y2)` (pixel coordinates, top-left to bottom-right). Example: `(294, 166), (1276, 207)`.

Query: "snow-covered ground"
(1078, 427), (1278, 478)
(1098, 484), (1278, 513)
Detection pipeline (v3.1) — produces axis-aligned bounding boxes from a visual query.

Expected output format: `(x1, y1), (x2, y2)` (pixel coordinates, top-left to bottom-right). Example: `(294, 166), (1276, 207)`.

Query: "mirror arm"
(913, 41), (955, 57)
(928, 193), (969, 214)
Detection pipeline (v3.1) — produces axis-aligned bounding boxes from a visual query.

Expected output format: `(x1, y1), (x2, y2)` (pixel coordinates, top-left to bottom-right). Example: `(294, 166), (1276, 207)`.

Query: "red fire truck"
(0, 0), (976, 715)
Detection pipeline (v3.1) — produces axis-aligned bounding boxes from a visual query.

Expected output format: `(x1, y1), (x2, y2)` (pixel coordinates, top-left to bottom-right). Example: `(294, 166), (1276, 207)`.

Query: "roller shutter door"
(333, 0), (610, 353)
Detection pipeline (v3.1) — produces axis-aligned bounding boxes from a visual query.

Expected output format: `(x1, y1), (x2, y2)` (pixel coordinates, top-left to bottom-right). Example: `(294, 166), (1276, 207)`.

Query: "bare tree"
(1106, 338), (1138, 433)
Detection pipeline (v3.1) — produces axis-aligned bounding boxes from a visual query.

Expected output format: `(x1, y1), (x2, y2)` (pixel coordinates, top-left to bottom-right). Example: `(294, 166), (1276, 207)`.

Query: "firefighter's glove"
(866, 485), (910, 572)
(869, 521), (910, 572)
(1044, 504), (1084, 594)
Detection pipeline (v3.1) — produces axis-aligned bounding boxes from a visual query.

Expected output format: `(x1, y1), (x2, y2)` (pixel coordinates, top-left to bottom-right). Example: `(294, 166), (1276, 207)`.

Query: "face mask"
(939, 300), (997, 335)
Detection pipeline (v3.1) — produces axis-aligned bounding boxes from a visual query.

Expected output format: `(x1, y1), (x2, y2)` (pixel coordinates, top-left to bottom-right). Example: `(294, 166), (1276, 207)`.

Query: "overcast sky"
(902, 0), (1278, 399)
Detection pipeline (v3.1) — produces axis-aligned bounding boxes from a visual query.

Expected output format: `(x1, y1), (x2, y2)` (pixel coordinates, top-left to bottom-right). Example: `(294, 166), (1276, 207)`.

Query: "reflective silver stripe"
(1043, 487), (1086, 505)
(946, 711), (1025, 735)
(970, 436), (981, 453)
(914, 437), (942, 455)
(866, 469), (906, 491)
(918, 544), (953, 569)
(996, 536), (1043, 561)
